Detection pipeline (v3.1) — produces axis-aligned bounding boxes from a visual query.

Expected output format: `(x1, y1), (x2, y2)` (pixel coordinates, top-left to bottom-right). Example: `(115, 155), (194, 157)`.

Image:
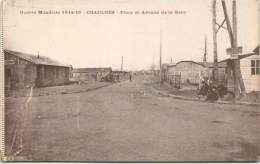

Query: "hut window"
(251, 60), (260, 75)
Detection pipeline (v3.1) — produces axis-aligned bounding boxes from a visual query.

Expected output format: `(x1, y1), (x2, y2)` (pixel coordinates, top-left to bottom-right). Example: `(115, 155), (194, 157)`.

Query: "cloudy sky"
(3, 0), (259, 70)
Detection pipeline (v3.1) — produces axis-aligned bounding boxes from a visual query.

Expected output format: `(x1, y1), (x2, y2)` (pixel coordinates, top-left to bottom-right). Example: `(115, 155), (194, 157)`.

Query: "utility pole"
(203, 36), (207, 64)
(232, 0), (237, 47)
(232, 0), (245, 96)
(159, 29), (163, 85)
(121, 56), (123, 71)
(221, 0), (234, 47)
(222, 0), (245, 96)
(212, 0), (218, 83)
(171, 57), (173, 64)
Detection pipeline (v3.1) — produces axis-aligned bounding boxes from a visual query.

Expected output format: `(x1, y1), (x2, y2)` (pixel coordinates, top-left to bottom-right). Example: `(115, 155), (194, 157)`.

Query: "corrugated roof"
(167, 61), (226, 68)
(4, 49), (71, 67)
(175, 60), (205, 67)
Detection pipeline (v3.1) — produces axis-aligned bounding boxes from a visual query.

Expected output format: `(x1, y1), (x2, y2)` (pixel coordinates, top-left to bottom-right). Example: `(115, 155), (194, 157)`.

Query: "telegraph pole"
(212, 0), (218, 83)
(232, 0), (245, 96)
(232, 0), (237, 47)
(159, 29), (163, 85)
(203, 36), (207, 64)
(221, 0), (234, 47)
(121, 56), (123, 71)
(222, 0), (245, 96)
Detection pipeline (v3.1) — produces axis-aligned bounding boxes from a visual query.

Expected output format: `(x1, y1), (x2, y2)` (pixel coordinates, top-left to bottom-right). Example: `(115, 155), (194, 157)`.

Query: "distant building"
(166, 61), (225, 84)
(72, 67), (112, 82)
(4, 50), (71, 90)
(199, 62), (227, 83)
(112, 70), (128, 76)
(219, 46), (260, 93)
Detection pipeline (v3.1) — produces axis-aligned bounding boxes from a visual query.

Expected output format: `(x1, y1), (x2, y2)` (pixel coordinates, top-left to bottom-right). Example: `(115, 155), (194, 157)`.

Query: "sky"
(3, 0), (259, 70)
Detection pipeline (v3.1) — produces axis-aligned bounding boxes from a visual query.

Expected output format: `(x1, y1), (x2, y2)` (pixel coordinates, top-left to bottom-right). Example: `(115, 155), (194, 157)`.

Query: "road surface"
(7, 75), (260, 161)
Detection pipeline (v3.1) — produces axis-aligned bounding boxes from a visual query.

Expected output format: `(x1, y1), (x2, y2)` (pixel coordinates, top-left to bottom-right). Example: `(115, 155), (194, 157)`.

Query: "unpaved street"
(6, 75), (260, 161)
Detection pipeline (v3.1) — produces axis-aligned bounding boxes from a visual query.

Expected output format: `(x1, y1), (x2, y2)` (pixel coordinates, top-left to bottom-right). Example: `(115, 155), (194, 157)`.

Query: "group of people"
(198, 77), (234, 101)
(113, 72), (133, 82)
(111, 72), (133, 82)
(94, 71), (133, 83)
(96, 71), (107, 82)
(113, 73), (120, 82)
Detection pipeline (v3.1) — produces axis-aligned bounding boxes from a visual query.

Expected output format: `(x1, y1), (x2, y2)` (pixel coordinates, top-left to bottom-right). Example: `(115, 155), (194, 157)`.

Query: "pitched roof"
(253, 45), (259, 54)
(4, 49), (71, 67)
(175, 60), (205, 67)
(219, 45), (259, 63)
(219, 52), (257, 63)
(167, 61), (226, 68)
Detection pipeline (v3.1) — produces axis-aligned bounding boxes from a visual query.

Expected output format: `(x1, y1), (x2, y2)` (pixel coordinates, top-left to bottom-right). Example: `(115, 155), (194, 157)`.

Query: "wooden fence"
(164, 72), (181, 89)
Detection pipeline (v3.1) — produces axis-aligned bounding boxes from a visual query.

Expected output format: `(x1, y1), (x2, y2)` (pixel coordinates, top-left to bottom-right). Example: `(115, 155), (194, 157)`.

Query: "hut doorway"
(5, 68), (12, 91)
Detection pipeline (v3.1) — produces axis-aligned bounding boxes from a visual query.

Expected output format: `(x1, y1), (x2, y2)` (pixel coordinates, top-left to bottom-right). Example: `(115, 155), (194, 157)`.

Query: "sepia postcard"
(0, 0), (259, 162)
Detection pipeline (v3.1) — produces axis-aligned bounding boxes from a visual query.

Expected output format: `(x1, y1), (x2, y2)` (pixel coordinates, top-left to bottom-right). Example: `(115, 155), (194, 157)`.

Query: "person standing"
(117, 73), (120, 82)
(129, 72), (132, 82)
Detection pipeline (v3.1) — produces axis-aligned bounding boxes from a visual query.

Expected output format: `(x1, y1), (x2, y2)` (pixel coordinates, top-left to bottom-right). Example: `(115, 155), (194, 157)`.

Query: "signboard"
(226, 46), (243, 59)
(230, 54), (239, 59)
(226, 46), (242, 55)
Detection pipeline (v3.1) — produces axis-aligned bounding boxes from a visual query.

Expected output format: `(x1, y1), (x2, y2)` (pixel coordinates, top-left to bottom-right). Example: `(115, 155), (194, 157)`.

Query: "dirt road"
(5, 75), (260, 161)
